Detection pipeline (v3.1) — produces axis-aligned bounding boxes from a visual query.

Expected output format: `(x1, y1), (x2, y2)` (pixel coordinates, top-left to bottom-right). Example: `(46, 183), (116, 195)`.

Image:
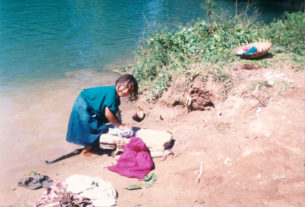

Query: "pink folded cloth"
(108, 137), (153, 179)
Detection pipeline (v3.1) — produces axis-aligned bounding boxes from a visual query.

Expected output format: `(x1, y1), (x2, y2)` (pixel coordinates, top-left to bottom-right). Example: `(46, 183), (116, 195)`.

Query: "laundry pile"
(20, 126), (174, 206)
(35, 174), (117, 207)
(100, 127), (173, 179)
(108, 137), (153, 179)
(236, 46), (258, 55)
(100, 126), (173, 158)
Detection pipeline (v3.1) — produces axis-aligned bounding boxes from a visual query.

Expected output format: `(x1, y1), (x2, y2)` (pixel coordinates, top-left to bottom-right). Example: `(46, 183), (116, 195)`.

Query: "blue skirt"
(66, 94), (108, 147)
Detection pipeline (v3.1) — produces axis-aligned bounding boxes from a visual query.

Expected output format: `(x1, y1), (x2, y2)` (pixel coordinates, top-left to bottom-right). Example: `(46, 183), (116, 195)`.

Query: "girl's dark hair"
(115, 74), (138, 100)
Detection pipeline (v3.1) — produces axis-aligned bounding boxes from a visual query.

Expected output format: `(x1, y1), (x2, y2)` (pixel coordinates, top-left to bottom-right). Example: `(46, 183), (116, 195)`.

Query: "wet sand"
(0, 69), (120, 201)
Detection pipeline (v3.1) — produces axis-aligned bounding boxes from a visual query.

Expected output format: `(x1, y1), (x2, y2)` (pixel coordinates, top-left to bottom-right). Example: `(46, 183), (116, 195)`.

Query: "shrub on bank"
(121, 11), (305, 101)
(265, 12), (305, 56)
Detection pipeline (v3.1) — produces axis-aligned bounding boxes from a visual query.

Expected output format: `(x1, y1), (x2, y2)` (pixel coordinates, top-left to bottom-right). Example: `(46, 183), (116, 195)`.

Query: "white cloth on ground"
(65, 174), (117, 207)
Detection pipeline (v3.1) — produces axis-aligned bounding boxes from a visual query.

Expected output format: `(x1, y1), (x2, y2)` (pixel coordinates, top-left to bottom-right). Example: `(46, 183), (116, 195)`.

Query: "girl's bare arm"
(104, 106), (123, 128)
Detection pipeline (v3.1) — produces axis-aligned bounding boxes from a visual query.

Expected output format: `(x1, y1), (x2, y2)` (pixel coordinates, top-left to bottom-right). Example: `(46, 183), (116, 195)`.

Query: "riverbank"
(1, 10), (304, 207)
(1, 57), (304, 206)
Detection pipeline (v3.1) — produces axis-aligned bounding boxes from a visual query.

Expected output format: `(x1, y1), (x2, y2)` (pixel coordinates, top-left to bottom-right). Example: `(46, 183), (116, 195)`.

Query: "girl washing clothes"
(66, 74), (138, 156)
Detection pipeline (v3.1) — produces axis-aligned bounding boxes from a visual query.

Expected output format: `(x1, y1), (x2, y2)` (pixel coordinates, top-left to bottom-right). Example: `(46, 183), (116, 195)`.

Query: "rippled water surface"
(0, 0), (207, 91)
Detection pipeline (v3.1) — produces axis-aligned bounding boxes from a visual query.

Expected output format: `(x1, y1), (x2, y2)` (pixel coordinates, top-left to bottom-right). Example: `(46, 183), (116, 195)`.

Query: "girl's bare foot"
(80, 146), (98, 157)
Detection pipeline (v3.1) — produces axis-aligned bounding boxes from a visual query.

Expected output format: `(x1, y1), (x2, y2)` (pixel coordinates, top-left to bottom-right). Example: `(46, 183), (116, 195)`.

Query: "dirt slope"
(116, 64), (304, 207)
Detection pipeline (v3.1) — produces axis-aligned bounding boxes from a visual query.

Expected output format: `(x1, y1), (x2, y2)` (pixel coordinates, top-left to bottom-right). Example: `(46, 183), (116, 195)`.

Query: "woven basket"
(235, 41), (272, 59)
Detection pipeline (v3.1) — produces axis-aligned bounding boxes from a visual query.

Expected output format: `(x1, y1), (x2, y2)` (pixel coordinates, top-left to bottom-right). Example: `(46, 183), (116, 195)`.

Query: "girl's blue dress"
(66, 85), (120, 146)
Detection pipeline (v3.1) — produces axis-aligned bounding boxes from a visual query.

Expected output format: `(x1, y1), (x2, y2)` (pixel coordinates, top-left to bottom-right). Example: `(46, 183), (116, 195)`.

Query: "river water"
(0, 0), (302, 92)
(0, 0), (302, 196)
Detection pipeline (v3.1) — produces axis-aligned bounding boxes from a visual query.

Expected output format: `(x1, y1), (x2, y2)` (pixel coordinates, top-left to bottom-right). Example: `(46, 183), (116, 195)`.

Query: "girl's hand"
(104, 107), (132, 129)
(119, 124), (132, 129)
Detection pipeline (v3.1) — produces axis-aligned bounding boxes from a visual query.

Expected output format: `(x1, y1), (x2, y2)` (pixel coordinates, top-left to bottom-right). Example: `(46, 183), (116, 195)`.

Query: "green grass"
(264, 12), (305, 57)
(120, 11), (305, 101)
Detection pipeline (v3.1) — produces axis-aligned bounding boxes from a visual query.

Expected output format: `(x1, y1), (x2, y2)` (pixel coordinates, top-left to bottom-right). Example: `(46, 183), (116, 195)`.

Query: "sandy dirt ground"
(0, 63), (304, 207)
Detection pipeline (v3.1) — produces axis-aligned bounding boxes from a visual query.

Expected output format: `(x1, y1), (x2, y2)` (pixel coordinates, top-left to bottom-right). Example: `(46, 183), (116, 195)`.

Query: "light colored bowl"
(235, 41), (272, 59)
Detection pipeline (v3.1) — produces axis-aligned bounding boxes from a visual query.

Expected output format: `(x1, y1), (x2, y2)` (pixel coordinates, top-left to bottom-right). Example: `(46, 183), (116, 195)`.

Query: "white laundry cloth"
(108, 126), (135, 137)
(65, 174), (117, 207)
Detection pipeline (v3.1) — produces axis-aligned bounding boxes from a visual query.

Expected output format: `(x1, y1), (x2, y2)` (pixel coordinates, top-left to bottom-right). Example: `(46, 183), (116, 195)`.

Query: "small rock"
(224, 157), (231, 165)
(255, 107), (262, 116)
(160, 115), (164, 120)
(132, 110), (146, 122)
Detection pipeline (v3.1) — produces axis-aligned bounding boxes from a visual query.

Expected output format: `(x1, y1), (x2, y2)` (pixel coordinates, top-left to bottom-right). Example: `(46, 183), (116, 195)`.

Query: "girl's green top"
(80, 85), (120, 121)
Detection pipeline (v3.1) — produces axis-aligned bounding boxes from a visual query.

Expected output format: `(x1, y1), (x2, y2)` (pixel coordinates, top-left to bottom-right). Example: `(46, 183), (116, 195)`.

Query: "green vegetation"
(120, 10), (305, 101)
(265, 12), (305, 56)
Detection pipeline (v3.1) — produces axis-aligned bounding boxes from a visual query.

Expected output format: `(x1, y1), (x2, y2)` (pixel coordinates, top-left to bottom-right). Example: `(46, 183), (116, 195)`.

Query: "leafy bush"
(121, 11), (305, 101)
(265, 12), (305, 56)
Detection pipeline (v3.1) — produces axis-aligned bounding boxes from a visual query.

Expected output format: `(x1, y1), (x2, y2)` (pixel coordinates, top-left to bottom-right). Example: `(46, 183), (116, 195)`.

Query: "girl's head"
(115, 74), (138, 100)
